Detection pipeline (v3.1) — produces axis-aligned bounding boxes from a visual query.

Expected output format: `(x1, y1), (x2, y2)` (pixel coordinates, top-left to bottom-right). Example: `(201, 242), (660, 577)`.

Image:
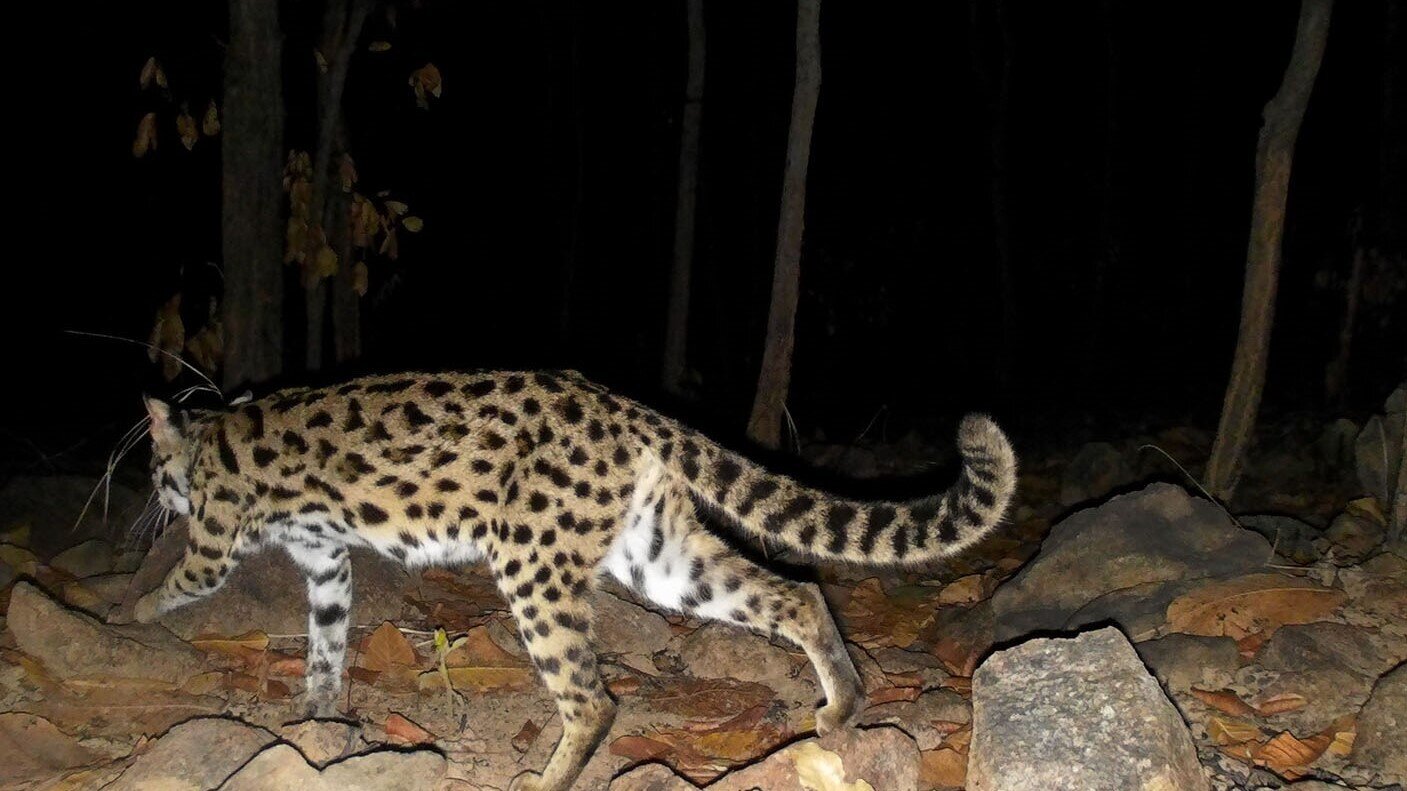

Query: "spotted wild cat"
(127, 370), (1016, 791)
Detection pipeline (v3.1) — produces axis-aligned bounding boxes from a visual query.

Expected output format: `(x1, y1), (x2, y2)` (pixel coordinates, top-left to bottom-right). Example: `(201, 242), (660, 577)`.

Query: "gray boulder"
(969, 627), (1208, 791)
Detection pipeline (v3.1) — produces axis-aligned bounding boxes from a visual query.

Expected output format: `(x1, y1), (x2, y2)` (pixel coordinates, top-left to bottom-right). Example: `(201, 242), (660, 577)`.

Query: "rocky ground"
(0, 390), (1402, 790)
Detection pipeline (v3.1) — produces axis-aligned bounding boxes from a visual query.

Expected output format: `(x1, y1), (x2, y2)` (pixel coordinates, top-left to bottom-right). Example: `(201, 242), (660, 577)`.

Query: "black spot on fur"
(216, 429), (240, 474)
(306, 410), (333, 429)
(423, 380), (454, 398)
(826, 504), (857, 553)
(359, 502), (389, 524)
(252, 446), (277, 468)
(858, 505), (897, 555)
(314, 604), (347, 626)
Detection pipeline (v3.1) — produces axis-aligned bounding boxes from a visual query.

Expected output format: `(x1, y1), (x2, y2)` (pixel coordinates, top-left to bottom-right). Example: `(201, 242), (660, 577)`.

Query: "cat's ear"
(144, 396), (183, 444)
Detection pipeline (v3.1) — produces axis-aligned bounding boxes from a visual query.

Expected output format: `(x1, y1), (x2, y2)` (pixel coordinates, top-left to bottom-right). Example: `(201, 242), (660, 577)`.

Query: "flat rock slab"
(969, 627), (1208, 791)
(985, 483), (1269, 641)
(1348, 663), (1406, 785)
(219, 743), (447, 790)
(0, 712), (102, 786)
(0, 475), (145, 556)
(105, 718), (278, 791)
(610, 727), (920, 791)
(6, 581), (206, 682)
(123, 518), (417, 639)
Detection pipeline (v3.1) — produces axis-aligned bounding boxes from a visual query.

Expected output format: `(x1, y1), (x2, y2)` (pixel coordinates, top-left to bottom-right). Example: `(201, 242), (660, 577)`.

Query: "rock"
(982, 484), (1269, 642)
(1349, 664), (1405, 785)
(6, 581), (206, 682)
(804, 444), (880, 480)
(969, 627), (1208, 791)
(1355, 385), (1405, 508)
(1317, 418), (1360, 474)
(76, 572), (136, 605)
(1325, 511), (1386, 562)
(220, 743), (447, 790)
(278, 720), (363, 766)
(0, 712), (102, 786)
(594, 588), (673, 657)
(50, 538), (116, 577)
(1060, 442), (1135, 507)
(616, 727), (921, 791)
(1246, 622), (1401, 733)
(609, 763), (696, 791)
(122, 519), (416, 639)
(105, 717), (277, 791)
(1136, 634), (1241, 693)
(678, 622), (797, 687)
(860, 689), (970, 750)
(0, 558), (14, 590)
(1239, 514), (1322, 565)
(0, 475), (145, 557)
(869, 646), (951, 689)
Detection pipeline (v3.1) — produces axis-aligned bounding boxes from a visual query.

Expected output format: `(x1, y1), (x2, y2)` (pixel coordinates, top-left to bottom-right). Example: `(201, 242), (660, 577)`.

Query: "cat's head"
(144, 396), (196, 515)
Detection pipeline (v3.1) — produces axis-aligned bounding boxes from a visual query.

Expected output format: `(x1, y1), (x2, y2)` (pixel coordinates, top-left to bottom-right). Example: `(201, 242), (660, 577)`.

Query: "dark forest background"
(4, 0), (1403, 469)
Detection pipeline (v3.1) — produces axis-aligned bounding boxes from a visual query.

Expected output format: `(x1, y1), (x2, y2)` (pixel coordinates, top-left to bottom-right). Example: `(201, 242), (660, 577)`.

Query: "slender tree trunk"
(306, 0), (373, 371)
(1205, 0), (1333, 500)
(662, 0), (706, 395)
(746, 0), (820, 449)
(1324, 224), (1365, 408)
(221, 0), (286, 391)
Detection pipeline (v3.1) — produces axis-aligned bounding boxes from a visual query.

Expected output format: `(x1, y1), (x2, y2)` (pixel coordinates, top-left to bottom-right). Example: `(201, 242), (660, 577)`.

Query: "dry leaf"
(133, 112), (158, 158)
(1165, 573), (1346, 641)
(224, 672), (290, 700)
(369, 41), (392, 52)
(1189, 687), (1260, 718)
(401, 216), (424, 232)
(352, 262), (369, 297)
(340, 154), (358, 191)
(638, 676), (774, 721)
(1256, 693), (1308, 715)
(919, 748), (967, 788)
(385, 713), (435, 746)
(140, 57), (158, 89)
(1208, 716), (1264, 746)
(790, 741), (876, 791)
(511, 719), (540, 753)
(384, 200), (409, 216)
(840, 578), (941, 650)
(361, 621), (417, 672)
(313, 49), (329, 74)
(608, 675), (642, 696)
(937, 574), (987, 606)
(176, 110), (198, 150)
(190, 630), (270, 657)
(418, 666), (535, 692)
(202, 101), (220, 136)
(148, 294), (185, 381)
(867, 686), (921, 705)
(609, 735), (673, 762)
(1345, 497), (1387, 526)
(443, 626), (526, 668)
(1257, 729), (1331, 779)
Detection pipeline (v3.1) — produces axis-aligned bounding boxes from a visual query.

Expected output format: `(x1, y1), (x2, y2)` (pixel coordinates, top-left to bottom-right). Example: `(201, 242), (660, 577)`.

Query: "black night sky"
(5, 0), (1404, 467)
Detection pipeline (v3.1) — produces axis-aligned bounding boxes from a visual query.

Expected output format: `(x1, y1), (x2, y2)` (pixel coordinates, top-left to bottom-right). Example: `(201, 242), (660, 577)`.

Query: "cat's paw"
(507, 769), (544, 791)
(815, 698), (862, 736)
(132, 593), (161, 624)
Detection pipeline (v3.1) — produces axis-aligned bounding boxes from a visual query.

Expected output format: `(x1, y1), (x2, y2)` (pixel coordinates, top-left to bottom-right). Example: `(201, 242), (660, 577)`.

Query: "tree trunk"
(1205, 0), (1333, 501)
(306, 0), (373, 371)
(1324, 229), (1365, 408)
(746, 0), (820, 449)
(221, 0), (287, 392)
(662, 0), (706, 395)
